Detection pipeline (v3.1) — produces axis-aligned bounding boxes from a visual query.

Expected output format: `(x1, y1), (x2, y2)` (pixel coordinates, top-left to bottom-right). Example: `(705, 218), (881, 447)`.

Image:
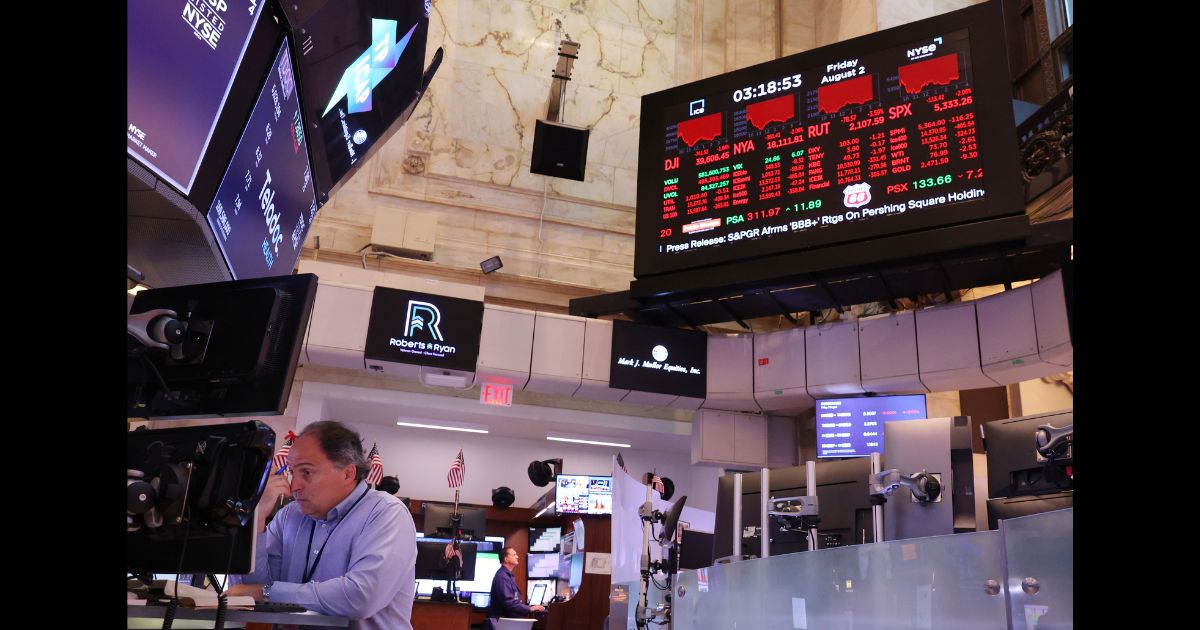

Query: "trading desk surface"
(128, 603), (349, 628)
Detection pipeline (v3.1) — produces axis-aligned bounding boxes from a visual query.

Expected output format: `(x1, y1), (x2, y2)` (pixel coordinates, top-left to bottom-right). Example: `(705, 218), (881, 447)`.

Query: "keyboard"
(253, 602), (308, 613)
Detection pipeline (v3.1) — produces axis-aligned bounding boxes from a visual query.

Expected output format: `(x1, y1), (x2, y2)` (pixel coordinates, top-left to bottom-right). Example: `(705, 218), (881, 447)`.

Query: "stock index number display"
(634, 3), (1021, 279)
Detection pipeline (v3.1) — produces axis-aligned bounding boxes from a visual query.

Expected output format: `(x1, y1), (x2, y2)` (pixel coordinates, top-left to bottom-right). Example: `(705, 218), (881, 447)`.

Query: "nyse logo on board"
(182, 0), (229, 50)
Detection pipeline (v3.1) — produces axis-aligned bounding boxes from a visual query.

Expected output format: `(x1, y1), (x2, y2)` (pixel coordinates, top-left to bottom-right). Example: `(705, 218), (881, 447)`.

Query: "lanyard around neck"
(303, 486), (370, 583)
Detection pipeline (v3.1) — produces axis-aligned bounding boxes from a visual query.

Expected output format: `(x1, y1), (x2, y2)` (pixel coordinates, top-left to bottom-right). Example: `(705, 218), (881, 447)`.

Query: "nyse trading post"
(636, 16), (1014, 278)
(207, 38), (320, 280)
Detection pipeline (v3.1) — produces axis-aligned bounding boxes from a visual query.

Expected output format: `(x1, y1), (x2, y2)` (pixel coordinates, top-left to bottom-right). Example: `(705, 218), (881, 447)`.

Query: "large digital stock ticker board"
(634, 2), (1020, 278)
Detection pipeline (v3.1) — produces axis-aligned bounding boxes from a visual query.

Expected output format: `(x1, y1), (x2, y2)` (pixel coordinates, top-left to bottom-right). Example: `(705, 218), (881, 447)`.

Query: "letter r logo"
(405, 301), (444, 341)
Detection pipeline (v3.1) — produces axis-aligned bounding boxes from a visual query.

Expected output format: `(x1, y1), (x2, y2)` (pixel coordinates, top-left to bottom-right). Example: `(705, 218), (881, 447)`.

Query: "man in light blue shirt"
(228, 421), (416, 630)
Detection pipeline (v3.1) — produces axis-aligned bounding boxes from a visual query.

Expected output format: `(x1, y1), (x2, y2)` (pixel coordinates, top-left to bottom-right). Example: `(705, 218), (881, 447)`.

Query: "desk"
(128, 603), (348, 629)
(411, 600), (471, 630)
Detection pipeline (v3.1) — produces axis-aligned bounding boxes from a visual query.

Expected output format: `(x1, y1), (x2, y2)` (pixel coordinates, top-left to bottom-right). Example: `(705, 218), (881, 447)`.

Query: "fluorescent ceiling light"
(546, 436), (632, 448)
(395, 419), (489, 434)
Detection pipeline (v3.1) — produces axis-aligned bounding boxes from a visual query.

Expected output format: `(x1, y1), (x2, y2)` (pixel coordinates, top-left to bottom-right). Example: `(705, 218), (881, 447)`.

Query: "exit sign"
(480, 382), (513, 407)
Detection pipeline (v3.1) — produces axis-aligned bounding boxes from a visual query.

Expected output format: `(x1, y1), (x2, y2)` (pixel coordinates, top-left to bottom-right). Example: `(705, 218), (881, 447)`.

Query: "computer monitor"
(679, 530), (715, 570)
(983, 410), (1074, 499)
(422, 501), (487, 540)
(471, 592), (491, 609)
(529, 526), (561, 552)
(127, 274), (317, 418)
(659, 496), (688, 544)
(527, 582), (547, 606)
(415, 540), (477, 581)
(414, 536), (505, 596)
(567, 552), (585, 591)
(127, 421), (274, 574)
(526, 579), (557, 605)
(527, 552), (563, 579)
(986, 491), (1073, 530)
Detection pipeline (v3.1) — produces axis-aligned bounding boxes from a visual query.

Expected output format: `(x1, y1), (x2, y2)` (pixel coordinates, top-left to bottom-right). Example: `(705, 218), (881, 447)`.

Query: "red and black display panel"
(634, 1), (1021, 278)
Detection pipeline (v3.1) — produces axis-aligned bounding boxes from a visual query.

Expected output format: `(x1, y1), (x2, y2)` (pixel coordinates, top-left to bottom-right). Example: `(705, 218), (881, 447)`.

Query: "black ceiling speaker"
(531, 120), (589, 181)
(492, 486), (515, 508)
(527, 458), (564, 487)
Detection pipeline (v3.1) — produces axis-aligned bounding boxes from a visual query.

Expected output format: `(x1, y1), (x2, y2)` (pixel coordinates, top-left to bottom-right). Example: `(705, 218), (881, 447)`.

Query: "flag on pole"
(448, 448), (466, 488)
(652, 472), (665, 495)
(616, 453), (630, 476)
(273, 430), (297, 472)
(367, 443), (384, 487)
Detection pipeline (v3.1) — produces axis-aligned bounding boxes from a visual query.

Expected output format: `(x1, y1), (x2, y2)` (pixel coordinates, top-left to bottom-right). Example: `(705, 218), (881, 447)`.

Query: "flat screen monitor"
(126, 274), (317, 419)
(555, 475), (613, 515)
(414, 540), (500, 595)
(206, 36), (320, 281)
(526, 579), (557, 605)
(633, 0), (1022, 279)
(568, 552), (585, 590)
(679, 529), (715, 570)
(127, 0), (266, 195)
(287, 0), (431, 199)
(986, 491), (1073, 530)
(529, 527), (561, 553)
(526, 552), (562, 579)
(364, 288), (485, 372)
(815, 394), (928, 458)
(422, 502), (487, 540)
(527, 582), (548, 606)
(415, 539), (477, 581)
(127, 421), (273, 574)
(471, 592), (491, 609)
(983, 410), (1073, 498)
(609, 320), (707, 398)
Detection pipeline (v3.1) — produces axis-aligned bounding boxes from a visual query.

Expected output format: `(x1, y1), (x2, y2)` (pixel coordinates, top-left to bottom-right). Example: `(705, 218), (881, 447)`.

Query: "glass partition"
(1000, 508), (1073, 629)
(672, 509), (1071, 629)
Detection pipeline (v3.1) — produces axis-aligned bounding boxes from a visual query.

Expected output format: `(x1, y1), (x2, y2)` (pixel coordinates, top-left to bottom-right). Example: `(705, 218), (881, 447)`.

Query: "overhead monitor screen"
(555, 475), (613, 515)
(206, 37), (319, 280)
(289, 0), (431, 197)
(634, 1), (1020, 278)
(363, 287), (485, 372)
(609, 320), (707, 398)
(127, 0), (265, 194)
(816, 394), (928, 458)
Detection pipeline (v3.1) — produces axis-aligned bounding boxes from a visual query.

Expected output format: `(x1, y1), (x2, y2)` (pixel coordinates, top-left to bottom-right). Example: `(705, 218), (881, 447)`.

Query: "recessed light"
(395, 420), (489, 434)
(546, 436), (631, 448)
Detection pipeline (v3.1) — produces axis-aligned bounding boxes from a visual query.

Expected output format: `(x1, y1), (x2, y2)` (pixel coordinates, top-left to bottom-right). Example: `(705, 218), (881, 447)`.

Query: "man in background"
(227, 421), (417, 630)
(483, 547), (545, 630)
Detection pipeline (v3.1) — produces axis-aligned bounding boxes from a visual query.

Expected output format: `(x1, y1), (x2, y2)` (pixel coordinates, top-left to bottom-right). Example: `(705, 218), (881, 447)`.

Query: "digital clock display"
(633, 1), (1022, 279)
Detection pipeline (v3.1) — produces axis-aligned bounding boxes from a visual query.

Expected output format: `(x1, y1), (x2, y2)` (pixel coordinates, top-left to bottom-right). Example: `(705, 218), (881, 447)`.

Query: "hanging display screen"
(634, 1), (1021, 278)
(207, 38), (319, 279)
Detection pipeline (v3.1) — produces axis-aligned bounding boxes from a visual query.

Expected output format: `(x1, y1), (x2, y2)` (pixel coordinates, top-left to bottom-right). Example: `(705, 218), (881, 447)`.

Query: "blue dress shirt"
(483, 565), (532, 630)
(231, 480), (417, 630)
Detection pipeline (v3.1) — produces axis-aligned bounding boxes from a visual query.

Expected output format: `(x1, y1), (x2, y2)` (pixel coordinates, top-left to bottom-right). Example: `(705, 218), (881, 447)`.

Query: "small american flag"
(652, 473), (665, 495)
(447, 448), (466, 488)
(273, 430), (297, 472)
(366, 443), (384, 487)
(616, 453), (630, 476)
